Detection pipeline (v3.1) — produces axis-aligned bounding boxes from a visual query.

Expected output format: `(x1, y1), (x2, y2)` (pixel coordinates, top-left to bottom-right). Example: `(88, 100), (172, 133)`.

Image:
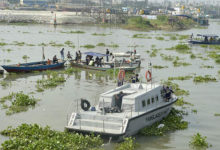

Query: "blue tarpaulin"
(84, 52), (107, 57)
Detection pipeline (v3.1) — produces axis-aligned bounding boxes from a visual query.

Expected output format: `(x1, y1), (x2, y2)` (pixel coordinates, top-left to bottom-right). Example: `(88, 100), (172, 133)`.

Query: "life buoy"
(118, 69), (125, 81)
(81, 99), (91, 111)
(145, 70), (152, 82)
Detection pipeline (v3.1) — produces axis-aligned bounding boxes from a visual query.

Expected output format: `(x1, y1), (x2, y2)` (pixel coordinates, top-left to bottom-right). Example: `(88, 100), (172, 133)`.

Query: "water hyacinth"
(0, 124), (103, 150)
(193, 75), (217, 83)
(0, 92), (39, 115)
(189, 133), (211, 149)
(115, 137), (138, 150)
(139, 108), (188, 136)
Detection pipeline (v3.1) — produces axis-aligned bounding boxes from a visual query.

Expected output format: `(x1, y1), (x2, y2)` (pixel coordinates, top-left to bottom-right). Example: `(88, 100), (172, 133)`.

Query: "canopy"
(84, 52), (107, 57)
(197, 34), (219, 38)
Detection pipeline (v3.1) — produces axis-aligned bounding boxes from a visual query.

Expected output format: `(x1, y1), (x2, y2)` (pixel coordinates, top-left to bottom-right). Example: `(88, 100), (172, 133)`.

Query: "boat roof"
(84, 52), (107, 57)
(113, 52), (140, 58)
(197, 34), (219, 38)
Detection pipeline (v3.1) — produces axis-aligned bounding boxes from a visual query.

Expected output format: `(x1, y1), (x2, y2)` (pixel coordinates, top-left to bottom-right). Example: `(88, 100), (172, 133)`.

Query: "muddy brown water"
(0, 20), (220, 150)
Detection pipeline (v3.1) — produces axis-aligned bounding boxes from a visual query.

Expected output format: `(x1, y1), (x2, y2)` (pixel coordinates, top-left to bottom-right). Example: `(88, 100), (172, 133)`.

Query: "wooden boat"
(1, 61), (65, 73)
(69, 60), (137, 72)
(188, 34), (220, 45)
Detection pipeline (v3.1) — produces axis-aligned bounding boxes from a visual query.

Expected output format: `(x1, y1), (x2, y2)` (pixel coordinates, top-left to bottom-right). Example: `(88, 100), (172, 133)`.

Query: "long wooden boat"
(69, 61), (136, 72)
(188, 34), (220, 45)
(1, 61), (65, 73)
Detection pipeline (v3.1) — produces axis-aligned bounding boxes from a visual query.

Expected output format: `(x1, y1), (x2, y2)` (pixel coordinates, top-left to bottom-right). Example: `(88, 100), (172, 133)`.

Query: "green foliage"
(152, 65), (168, 69)
(170, 36), (177, 40)
(173, 59), (191, 67)
(61, 30), (85, 34)
(160, 54), (177, 61)
(36, 71), (66, 89)
(168, 75), (193, 81)
(0, 124), (103, 150)
(155, 37), (164, 40)
(115, 137), (138, 150)
(178, 35), (189, 40)
(175, 97), (193, 106)
(189, 133), (210, 149)
(190, 54), (196, 59)
(63, 67), (80, 75)
(0, 92), (39, 115)
(96, 43), (106, 47)
(49, 41), (64, 47)
(139, 108), (188, 136)
(92, 33), (111, 36)
(193, 75), (217, 83)
(64, 41), (75, 48)
(214, 113), (220, 116)
(166, 44), (191, 54)
(0, 81), (11, 88)
(108, 43), (119, 48)
(22, 55), (30, 61)
(81, 44), (95, 49)
(200, 65), (214, 69)
(149, 49), (159, 57)
(162, 80), (189, 96)
(13, 41), (25, 46)
(132, 34), (152, 39)
(125, 16), (152, 30)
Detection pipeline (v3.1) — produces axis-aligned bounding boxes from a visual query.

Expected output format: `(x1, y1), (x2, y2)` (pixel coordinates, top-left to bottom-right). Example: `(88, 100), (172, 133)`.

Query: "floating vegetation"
(22, 55), (30, 62)
(38, 42), (48, 47)
(178, 35), (189, 40)
(139, 108), (188, 136)
(190, 54), (196, 59)
(160, 54), (177, 61)
(163, 80), (189, 96)
(64, 41), (75, 48)
(193, 75), (217, 83)
(81, 44), (95, 49)
(149, 49), (159, 57)
(218, 70), (220, 75)
(189, 133), (211, 149)
(214, 113), (220, 116)
(96, 42), (106, 47)
(175, 97), (193, 106)
(155, 36), (164, 40)
(36, 71), (66, 89)
(13, 41), (25, 46)
(132, 34), (152, 39)
(166, 44), (191, 54)
(61, 30), (85, 34)
(49, 41), (64, 47)
(0, 92), (39, 115)
(92, 33), (111, 36)
(152, 65), (168, 69)
(62, 67), (80, 75)
(22, 31), (29, 34)
(192, 109), (197, 113)
(26, 43), (35, 46)
(115, 137), (138, 150)
(108, 43), (119, 48)
(206, 51), (220, 64)
(0, 81), (11, 88)
(173, 59), (191, 67)
(168, 75), (193, 81)
(0, 123), (103, 150)
(200, 65), (214, 69)
(170, 36), (177, 40)
(0, 42), (8, 46)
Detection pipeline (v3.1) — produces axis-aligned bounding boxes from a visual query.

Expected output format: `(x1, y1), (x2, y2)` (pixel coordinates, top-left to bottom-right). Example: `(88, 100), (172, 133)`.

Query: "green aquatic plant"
(115, 137), (138, 150)
(64, 40), (75, 48)
(166, 44), (191, 54)
(49, 41), (64, 47)
(155, 36), (164, 40)
(189, 133), (211, 149)
(26, 43), (35, 46)
(178, 35), (189, 40)
(162, 80), (189, 96)
(0, 92), (39, 115)
(96, 42), (106, 47)
(218, 70), (220, 75)
(0, 123), (103, 150)
(0, 42), (8, 46)
(0, 81), (11, 88)
(173, 60), (191, 67)
(152, 65), (168, 69)
(190, 54), (196, 59)
(63, 67), (80, 75)
(168, 75), (193, 81)
(192, 109), (197, 113)
(92, 33), (111, 36)
(132, 34), (152, 39)
(149, 49), (158, 57)
(214, 113), (220, 116)
(139, 108), (188, 136)
(36, 71), (66, 89)
(193, 75), (217, 83)
(61, 30), (85, 34)
(170, 36), (177, 40)
(81, 44), (95, 49)
(108, 43), (119, 48)
(160, 54), (176, 61)
(22, 55), (30, 62)
(200, 65), (214, 69)
(13, 41), (25, 46)
(175, 97), (193, 106)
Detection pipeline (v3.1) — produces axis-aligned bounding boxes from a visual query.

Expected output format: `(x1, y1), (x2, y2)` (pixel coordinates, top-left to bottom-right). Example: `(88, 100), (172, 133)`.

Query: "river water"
(0, 20), (220, 150)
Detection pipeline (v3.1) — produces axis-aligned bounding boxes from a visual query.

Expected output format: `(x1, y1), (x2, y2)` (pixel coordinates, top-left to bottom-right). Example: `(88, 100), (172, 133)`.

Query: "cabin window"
(151, 97), (154, 103)
(156, 95), (159, 101)
(147, 99), (150, 105)
(142, 100), (146, 107)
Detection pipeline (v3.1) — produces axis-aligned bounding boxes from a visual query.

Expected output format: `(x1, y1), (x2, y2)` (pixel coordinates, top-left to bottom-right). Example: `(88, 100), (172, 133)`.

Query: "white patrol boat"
(65, 82), (177, 140)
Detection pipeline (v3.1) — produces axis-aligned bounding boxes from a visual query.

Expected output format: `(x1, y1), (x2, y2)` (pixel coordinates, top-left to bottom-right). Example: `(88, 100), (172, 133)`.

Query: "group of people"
(85, 55), (103, 67)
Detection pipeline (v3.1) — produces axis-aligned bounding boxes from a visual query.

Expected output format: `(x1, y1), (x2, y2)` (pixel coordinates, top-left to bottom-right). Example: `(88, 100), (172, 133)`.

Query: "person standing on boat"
(75, 51), (79, 62)
(60, 48), (64, 61)
(67, 51), (72, 59)
(53, 55), (58, 63)
(78, 50), (82, 62)
(190, 33), (193, 40)
(106, 49), (110, 62)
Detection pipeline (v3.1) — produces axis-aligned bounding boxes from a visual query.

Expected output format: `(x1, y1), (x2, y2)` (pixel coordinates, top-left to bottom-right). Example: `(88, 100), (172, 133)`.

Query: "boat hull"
(69, 61), (136, 72)
(188, 40), (220, 45)
(2, 61), (65, 73)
